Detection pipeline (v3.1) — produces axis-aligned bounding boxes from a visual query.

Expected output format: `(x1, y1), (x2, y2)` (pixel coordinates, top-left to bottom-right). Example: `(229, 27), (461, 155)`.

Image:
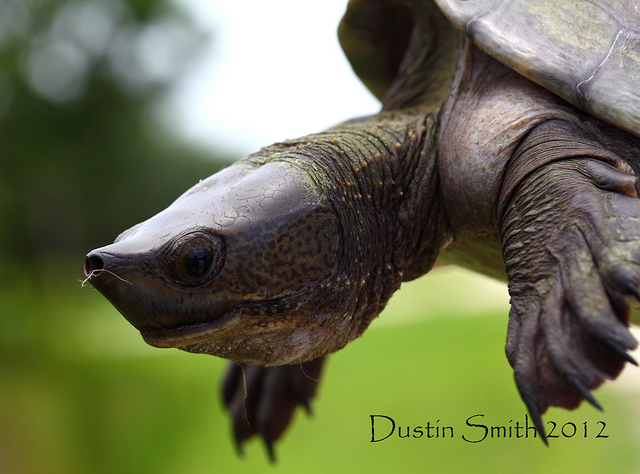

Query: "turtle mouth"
(139, 306), (242, 348)
(84, 249), (245, 347)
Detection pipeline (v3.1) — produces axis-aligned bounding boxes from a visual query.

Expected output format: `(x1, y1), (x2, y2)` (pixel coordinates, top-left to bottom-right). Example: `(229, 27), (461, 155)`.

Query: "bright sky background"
(165, 0), (381, 155)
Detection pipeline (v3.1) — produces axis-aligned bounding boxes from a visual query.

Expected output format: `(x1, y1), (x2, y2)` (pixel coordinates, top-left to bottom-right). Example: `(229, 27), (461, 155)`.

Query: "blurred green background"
(1, 0), (639, 472)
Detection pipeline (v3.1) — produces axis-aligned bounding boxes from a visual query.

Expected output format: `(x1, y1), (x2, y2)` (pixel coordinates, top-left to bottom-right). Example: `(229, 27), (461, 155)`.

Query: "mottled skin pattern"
(84, 0), (640, 459)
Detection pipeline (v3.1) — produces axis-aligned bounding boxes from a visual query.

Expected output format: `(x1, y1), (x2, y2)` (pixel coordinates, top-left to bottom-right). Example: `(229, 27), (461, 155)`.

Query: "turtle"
(84, 0), (640, 459)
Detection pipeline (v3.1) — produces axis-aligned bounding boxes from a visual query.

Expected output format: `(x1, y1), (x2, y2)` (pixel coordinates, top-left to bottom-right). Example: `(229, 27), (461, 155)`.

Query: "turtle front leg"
(498, 122), (639, 443)
(221, 357), (325, 461)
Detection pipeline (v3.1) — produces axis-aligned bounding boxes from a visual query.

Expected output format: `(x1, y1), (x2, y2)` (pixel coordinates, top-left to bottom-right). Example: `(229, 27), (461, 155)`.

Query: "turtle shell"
(340, 0), (640, 138)
(435, 0), (640, 138)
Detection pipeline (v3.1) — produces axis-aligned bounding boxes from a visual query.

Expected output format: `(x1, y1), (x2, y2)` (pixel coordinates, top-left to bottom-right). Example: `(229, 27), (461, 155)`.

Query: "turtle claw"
(565, 375), (603, 411)
(221, 357), (325, 459)
(602, 338), (638, 366)
(522, 394), (548, 446)
(302, 399), (313, 415)
(264, 439), (276, 464)
(626, 282), (640, 302)
(500, 156), (640, 427)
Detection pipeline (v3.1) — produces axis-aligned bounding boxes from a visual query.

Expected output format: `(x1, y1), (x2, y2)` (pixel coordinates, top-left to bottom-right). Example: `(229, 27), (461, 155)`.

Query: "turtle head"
(84, 161), (344, 365)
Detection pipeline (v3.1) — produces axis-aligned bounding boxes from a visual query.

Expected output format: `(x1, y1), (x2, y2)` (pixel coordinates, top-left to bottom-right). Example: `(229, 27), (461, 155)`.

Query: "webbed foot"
(500, 156), (639, 443)
(221, 357), (325, 461)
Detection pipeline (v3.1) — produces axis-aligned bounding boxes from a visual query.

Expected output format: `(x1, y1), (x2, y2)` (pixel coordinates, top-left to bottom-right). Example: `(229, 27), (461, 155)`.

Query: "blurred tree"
(0, 0), (234, 264)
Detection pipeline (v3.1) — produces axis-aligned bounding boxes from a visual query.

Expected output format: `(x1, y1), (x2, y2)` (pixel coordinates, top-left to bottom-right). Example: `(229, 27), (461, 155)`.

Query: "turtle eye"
(184, 246), (214, 278)
(170, 235), (224, 285)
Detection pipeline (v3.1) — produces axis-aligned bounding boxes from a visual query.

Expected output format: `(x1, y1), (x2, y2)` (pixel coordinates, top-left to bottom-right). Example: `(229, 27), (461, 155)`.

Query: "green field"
(1, 265), (639, 473)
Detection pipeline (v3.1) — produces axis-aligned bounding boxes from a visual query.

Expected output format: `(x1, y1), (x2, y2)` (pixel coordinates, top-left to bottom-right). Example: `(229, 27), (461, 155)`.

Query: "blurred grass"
(1, 264), (639, 473)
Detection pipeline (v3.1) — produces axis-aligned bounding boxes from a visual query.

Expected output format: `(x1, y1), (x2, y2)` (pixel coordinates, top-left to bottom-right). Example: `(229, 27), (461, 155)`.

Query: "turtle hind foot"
(221, 357), (325, 460)
(500, 155), (640, 438)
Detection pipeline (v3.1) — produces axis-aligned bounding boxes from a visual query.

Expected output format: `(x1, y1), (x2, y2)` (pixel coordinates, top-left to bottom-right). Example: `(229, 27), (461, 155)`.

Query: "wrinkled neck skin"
(85, 1), (456, 366)
(230, 106), (451, 351)
(254, 108), (449, 278)
(85, 102), (451, 367)
(177, 0), (457, 364)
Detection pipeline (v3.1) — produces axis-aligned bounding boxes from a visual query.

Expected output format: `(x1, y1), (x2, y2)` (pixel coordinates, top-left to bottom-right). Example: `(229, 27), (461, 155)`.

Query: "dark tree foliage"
(0, 0), (234, 262)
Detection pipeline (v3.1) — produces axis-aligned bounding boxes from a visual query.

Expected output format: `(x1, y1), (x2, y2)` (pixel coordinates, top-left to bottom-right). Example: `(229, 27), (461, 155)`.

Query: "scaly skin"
(83, 0), (640, 458)
(85, 107), (448, 362)
(439, 37), (640, 442)
(84, 106), (452, 455)
(85, 1), (456, 455)
(498, 122), (640, 443)
(211, 110), (450, 455)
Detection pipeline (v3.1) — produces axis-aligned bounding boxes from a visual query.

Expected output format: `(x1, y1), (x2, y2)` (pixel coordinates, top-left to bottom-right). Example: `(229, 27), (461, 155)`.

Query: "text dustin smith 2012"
(369, 414), (610, 443)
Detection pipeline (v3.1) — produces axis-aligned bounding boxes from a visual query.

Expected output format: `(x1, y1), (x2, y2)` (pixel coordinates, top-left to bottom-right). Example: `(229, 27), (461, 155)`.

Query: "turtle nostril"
(84, 253), (104, 277)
